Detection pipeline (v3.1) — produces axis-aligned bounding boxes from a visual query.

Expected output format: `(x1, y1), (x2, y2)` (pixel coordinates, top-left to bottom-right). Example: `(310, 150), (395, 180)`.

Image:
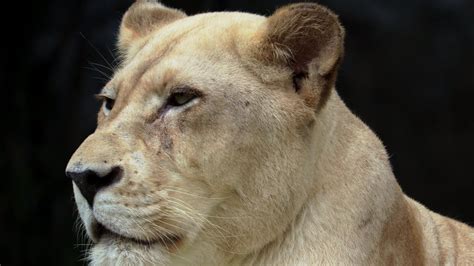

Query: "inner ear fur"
(118, 0), (186, 58)
(257, 3), (345, 108)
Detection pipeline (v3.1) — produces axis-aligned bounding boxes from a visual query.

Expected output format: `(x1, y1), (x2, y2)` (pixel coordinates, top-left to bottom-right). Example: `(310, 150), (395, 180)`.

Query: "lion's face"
(66, 2), (343, 264)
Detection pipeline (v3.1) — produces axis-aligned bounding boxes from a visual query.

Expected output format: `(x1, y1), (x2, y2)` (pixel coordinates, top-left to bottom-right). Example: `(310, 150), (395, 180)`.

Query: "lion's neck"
(238, 91), (415, 265)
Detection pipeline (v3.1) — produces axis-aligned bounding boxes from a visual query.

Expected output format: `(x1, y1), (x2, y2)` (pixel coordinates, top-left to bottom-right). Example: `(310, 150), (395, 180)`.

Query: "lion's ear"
(118, 0), (186, 58)
(256, 3), (345, 108)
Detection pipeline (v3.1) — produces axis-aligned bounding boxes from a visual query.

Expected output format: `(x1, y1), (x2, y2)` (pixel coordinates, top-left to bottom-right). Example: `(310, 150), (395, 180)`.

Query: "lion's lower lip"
(95, 222), (182, 247)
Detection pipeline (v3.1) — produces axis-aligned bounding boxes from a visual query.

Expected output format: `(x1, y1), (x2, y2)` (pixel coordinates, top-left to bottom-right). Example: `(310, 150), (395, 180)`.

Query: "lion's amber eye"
(167, 91), (198, 107)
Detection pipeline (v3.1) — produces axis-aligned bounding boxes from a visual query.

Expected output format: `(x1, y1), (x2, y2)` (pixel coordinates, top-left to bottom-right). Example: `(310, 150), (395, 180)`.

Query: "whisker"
(164, 199), (245, 241)
(85, 65), (111, 80)
(161, 187), (230, 200)
(89, 62), (115, 72)
(80, 32), (116, 71)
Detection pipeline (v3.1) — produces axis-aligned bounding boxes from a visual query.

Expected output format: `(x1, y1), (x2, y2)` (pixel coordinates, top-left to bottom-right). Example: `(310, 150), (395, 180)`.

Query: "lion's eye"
(102, 97), (115, 115)
(167, 91), (198, 107)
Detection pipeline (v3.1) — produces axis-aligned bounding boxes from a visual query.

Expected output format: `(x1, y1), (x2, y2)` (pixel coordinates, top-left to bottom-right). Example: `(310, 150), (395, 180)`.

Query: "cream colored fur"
(66, 1), (474, 265)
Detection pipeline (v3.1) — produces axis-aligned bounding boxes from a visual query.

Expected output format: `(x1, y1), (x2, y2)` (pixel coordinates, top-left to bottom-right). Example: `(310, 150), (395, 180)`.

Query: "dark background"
(2, 0), (473, 264)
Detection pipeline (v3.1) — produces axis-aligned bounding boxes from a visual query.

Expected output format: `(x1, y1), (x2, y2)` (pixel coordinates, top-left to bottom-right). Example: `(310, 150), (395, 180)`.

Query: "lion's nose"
(66, 166), (123, 207)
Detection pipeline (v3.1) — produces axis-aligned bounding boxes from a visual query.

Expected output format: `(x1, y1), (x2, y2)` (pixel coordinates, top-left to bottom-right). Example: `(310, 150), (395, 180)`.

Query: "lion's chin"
(89, 230), (182, 265)
(96, 222), (183, 248)
(87, 223), (184, 265)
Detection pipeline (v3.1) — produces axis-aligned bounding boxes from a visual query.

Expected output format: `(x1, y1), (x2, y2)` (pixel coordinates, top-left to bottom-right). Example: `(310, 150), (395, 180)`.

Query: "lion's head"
(66, 1), (344, 264)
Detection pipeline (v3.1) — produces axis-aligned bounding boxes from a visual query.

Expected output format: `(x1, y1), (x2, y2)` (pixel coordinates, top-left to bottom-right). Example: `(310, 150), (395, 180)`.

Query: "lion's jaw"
(66, 2), (347, 265)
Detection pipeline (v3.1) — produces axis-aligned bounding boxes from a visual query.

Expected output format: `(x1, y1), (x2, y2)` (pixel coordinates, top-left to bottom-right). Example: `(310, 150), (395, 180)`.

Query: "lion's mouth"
(92, 221), (183, 248)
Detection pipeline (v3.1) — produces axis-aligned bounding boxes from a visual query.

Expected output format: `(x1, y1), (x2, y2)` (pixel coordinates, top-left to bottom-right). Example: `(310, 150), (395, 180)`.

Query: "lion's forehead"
(112, 12), (265, 90)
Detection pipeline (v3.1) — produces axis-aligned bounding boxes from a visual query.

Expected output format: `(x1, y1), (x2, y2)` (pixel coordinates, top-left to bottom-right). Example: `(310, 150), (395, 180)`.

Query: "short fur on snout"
(66, 1), (474, 265)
